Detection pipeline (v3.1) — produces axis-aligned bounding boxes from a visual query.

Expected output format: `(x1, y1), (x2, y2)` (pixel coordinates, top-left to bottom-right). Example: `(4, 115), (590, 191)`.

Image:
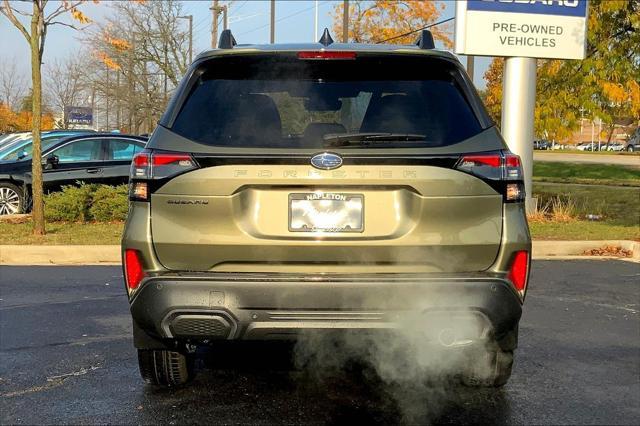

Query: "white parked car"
(576, 141), (599, 151)
(606, 142), (625, 151)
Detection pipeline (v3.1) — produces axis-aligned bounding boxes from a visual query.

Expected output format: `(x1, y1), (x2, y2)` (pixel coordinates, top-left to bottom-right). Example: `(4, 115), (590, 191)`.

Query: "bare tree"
(1, 0), (91, 234)
(45, 56), (86, 128)
(85, 0), (191, 134)
(0, 59), (28, 111)
(111, 0), (191, 86)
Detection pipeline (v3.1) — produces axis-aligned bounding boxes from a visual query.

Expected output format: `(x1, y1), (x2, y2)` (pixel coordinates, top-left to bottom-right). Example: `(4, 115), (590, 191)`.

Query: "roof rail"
(319, 28), (334, 47)
(415, 29), (435, 49)
(218, 29), (237, 49)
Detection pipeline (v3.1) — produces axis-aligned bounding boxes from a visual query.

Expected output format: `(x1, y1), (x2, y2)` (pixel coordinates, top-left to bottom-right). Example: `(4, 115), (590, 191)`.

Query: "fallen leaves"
(583, 245), (632, 257)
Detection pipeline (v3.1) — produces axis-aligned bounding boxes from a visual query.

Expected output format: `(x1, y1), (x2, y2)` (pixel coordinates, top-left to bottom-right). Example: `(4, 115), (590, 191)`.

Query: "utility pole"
(211, 0), (219, 48)
(222, 5), (228, 30)
(178, 15), (193, 63)
(270, 0), (275, 43)
(163, 43), (168, 104)
(188, 15), (193, 62)
(343, 0), (349, 42)
(91, 85), (97, 131)
(116, 71), (121, 131)
(105, 65), (109, 130)
(466, 56), (475, 83)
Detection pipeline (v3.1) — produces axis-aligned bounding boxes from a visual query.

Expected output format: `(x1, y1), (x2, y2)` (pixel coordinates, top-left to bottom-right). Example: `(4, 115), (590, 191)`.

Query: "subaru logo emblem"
(310, 152), (343, 170)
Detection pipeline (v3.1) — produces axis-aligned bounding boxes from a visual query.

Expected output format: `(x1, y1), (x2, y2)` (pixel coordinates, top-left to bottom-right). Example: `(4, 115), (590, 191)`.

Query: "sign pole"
(501, 57), (537, 213)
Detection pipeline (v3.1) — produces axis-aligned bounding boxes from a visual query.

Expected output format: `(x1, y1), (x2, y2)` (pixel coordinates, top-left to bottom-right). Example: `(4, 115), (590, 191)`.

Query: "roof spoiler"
(415, 29), (435, 49)
(218, 29), (237, 49)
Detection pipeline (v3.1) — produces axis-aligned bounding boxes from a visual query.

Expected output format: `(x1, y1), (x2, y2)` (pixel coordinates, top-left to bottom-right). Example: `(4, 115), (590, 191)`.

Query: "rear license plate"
(289, 193), (364, 233)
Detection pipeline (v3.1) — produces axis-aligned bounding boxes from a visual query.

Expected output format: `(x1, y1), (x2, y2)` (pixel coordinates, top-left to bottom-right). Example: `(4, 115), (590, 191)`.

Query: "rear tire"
(0, 182), (24, 216)
(462, 349), (513, 387)
(137, 349), (194, 387)
(628, 145), (635, 152)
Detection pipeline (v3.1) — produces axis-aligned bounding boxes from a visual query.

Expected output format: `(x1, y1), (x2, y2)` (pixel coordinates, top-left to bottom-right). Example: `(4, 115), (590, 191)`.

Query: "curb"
(0, 245), (121, 265)
(1, 240), (639, 265)
(532, 240), (640, 260)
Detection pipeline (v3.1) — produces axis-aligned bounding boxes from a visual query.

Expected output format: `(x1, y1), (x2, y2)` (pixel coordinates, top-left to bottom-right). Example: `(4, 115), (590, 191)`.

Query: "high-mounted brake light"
(507, 250), (529, 300)
(297, 51), (357, 60)
(124, 249), (145, 291)
(456, 152), (525, 202)
(129, 149), (198, 201)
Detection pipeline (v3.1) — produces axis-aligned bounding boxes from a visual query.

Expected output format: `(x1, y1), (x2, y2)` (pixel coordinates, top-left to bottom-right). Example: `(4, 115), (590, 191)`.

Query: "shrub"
(44, 184), (129, 222)
(44, 184), (95, 222)
(89, 185), (129, 221)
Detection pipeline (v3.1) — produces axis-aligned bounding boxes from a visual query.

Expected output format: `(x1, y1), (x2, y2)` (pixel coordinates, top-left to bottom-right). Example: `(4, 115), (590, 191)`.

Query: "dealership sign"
(64, 106), (93, 125)
(455, 0), (588, 60)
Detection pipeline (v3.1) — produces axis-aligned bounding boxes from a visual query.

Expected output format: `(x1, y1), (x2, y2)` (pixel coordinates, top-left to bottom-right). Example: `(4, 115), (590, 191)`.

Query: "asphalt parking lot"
(1, 260), (639, 425)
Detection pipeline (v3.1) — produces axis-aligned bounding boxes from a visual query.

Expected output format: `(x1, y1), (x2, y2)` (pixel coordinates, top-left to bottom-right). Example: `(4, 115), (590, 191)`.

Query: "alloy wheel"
(0, 187), (20, 215)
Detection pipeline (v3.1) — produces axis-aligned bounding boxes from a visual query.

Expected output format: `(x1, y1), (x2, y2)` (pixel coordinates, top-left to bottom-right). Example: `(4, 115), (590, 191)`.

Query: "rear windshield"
(170, 54), (484, 149)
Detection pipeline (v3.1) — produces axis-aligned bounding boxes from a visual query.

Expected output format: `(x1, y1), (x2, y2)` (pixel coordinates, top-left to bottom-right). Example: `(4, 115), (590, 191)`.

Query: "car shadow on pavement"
(139, 342), (512, 425)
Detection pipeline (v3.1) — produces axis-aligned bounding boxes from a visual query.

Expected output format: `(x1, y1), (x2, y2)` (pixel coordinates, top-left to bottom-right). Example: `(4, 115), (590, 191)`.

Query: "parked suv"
(626, 127), (640, 152)
(123, 30), (531, 388)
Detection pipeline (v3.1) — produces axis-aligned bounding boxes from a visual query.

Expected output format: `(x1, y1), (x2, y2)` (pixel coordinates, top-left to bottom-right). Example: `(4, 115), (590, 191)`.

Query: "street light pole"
(314, 0), (318, 41)
(178, 15), (193, 63)
(270, 0), (275, 43)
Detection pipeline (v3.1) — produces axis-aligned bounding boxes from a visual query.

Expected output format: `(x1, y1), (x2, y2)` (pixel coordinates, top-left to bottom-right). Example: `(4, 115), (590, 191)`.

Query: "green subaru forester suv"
(122, 30), (531, 388)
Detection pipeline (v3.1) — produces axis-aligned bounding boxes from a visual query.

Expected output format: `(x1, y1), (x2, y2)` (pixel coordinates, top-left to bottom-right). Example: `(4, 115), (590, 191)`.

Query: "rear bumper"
(130, 274), (522, 350)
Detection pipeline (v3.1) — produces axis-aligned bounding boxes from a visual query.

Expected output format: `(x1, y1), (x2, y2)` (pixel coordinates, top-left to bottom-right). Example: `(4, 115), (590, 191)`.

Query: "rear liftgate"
(130, 149), (524, 275)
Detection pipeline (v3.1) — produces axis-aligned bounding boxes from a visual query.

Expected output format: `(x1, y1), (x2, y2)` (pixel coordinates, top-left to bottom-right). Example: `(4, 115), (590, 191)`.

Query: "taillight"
(297, 51), (357, 60)
(124, 249), (145, 291)
(130, 149), (198, 201)
(507, 250), (529, 300)
(455, 152), (525, 202)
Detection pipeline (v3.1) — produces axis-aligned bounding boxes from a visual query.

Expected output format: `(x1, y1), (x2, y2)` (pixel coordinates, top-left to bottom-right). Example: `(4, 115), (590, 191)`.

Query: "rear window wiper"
(323, 133), (427, 147)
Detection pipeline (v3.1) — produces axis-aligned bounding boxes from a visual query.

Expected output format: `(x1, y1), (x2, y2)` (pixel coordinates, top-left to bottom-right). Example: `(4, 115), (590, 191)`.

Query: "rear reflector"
(507, 250), (529, 299)
(297, 51), (356, 60)
(124, 249), (145, 291)
(505, 183), (524, 201)
(131, 182), (148, 201)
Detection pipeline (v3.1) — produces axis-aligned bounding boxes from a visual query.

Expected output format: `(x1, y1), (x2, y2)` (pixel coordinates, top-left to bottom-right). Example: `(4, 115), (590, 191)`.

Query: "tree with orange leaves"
(483, 0), (639, 144)
(331, 0), (451, 46)
(0, 103), (17, 133)
(0, 0), (94, 233)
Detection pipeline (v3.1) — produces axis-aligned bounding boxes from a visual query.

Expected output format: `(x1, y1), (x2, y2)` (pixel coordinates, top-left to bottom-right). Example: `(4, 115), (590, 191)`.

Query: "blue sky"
(0, 0), (491, 88)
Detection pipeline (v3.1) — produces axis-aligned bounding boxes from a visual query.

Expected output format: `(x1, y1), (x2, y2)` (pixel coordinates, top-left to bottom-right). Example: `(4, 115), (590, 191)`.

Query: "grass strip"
(0, 221), (124, 245)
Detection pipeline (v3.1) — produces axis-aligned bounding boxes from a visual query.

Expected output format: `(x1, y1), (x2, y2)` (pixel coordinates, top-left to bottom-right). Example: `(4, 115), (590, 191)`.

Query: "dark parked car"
(0, 133), (146, 215)
(0, 130), (97, 161)
(533, 139), (550, 150)
(626, 127), (640, 152)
